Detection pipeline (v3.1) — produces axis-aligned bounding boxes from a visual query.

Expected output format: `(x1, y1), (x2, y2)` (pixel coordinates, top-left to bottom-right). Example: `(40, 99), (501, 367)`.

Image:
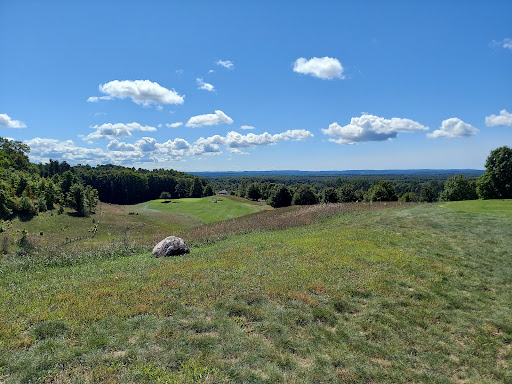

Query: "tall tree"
(440, 175), (477, 201)
(190, 178), (203, 198)
(292, 185), (319, 206)
(246, 182), (261, 201)
(370, 180), (397, 202)
(268, 185), (292, 208)
(67, 183), (86, 216)
(477, 146), (512, 199)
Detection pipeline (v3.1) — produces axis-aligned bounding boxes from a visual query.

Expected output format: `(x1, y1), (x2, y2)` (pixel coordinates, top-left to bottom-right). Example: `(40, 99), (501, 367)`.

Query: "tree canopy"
(477, 146), (512, 199)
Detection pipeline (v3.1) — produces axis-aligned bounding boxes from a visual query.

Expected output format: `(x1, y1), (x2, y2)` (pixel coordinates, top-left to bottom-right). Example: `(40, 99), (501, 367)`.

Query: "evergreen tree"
(203, 185), (214, 197)
(175, 179), (190, 198)
(190, 178), (203, 198)
(268, 185), (292, 208)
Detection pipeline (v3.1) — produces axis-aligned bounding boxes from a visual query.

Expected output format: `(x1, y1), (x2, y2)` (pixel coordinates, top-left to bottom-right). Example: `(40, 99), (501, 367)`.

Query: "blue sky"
(1, 0), (511, 171)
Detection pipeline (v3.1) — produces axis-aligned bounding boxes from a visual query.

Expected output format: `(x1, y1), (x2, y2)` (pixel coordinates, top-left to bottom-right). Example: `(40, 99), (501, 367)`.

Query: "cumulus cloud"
(24, 138), (109, 164)
(0, 113), (26, 128)
(217, 60), (234, 69)
(186, 110), (233, 127)
(84, 122), (157, 141)
(196, 78), (215, 92)
(485, 109), (512, 127)
(293, 57), (344, 80)
(22, 127), (313, 166)
(240, 125), (255, 130)
(107, 139), (136, 152)
(90, 80), (184, 106)
(166, 122), (183, 128)
(217, 129), (313, 152)
(322, 114), (428, 144)
(427, 118), (479, 139)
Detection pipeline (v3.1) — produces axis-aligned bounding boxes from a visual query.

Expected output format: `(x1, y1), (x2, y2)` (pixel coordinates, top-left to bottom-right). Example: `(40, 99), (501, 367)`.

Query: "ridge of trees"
(0, 137), (214, 220)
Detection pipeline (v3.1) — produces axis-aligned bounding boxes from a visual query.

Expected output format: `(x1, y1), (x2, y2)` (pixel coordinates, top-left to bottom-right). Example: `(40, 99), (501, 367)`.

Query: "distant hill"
(191, 169), (484, 178)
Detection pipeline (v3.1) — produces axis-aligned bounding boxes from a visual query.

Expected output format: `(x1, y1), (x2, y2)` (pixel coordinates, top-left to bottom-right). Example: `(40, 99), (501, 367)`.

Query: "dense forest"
(0, 137), (214, 220)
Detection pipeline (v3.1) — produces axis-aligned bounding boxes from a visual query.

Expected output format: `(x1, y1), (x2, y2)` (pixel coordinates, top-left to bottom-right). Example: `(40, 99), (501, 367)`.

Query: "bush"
(18, 196), (36, 215)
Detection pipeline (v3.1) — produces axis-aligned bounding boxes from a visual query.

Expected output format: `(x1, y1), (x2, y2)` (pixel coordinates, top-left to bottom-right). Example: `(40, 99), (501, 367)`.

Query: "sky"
(1, 0), (511, 172)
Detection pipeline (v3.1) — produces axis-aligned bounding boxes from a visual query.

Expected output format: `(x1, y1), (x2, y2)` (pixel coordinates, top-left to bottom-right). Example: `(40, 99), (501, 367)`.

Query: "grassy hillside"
(0, 195), (267, 252)
(1, 201), (511, 383)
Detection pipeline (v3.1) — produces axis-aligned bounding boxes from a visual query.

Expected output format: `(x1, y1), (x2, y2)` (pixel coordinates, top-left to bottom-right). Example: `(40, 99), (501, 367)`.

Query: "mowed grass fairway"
(136, 195), (268, 224)
(1, 201), (511, 383)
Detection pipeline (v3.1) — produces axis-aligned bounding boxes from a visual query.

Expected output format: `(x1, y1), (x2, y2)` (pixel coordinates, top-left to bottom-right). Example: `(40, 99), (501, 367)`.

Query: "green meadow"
(1, 200), (511, 383)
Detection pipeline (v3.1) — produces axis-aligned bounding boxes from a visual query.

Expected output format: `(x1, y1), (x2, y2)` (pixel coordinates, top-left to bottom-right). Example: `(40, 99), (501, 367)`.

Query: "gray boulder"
(152, 236), (190, 257)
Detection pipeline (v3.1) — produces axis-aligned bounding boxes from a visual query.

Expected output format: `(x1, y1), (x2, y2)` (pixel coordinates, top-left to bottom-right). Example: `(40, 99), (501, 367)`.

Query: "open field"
(1, 201), (511, 383)
(441, 199), (512, 217)
(0, 195), (267, 253)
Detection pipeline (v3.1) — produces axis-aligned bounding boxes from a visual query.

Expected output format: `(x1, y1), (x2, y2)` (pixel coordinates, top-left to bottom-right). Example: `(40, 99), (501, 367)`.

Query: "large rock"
(152, 236), (190, 257)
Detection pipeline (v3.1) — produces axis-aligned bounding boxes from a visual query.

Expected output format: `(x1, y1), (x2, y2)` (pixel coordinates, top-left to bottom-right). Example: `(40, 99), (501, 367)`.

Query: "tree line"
(218, 146), (512, 207)
(0, 137), (215, 221)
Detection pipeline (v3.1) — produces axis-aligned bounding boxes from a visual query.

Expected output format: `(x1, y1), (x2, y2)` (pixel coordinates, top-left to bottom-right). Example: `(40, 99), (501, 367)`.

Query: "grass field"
(441, 199), (512, 217)
(1, 200), (511, 383)
(0, 195), (267, 253)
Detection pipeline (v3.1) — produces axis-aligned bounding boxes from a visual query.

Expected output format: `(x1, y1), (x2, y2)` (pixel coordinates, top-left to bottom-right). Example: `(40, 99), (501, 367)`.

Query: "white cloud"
(186, 110), (233, 127)
(107, 139), (136, 152)
(485, 109), (512, 127)
(0, 113), (26, 128)
(196, 78), (215, 92)
(427, 118), (479, 139)
(209, 129), (313, 153)
(23, 127), (314, 166)
(166, 122), (183, 128)
(323, 114), (428, 144)
(91, 80), (184, 106)
(293, 57), (344, 80)
(240, 125), (255, 130)
(217, 60), (234, 69)
(87, 96), (112, 102)
(84, 122), (157, 141)
(24, 138), (108, 164)
(208, 69), (215, 73)
(504, 38), (512, 50)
